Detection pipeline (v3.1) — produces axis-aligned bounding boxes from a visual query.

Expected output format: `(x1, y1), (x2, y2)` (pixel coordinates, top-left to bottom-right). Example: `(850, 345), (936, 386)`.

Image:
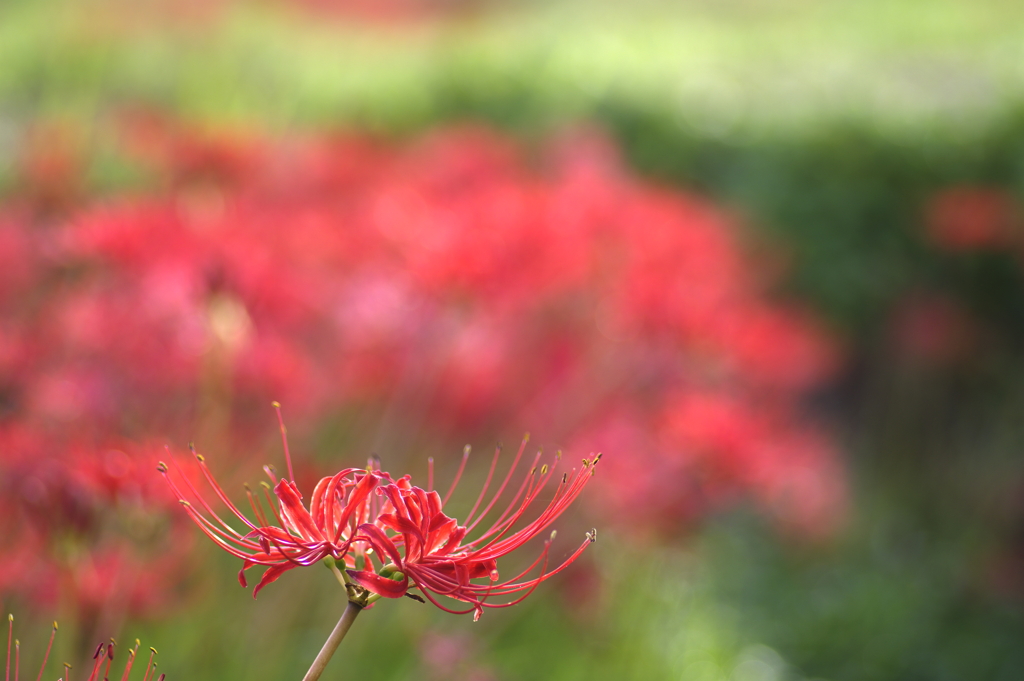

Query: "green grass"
(1, 0), (1023, 132)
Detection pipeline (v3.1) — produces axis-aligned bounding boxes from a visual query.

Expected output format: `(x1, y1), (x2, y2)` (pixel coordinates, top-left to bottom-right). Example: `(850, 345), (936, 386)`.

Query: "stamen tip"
(271, 400), (281, 408)
(156, 461), (168, 473)
(587, 528), (598, 542)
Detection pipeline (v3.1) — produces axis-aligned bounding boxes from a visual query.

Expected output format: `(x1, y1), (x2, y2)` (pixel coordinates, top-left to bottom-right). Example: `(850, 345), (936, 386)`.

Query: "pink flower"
(345, 438), (599, 620)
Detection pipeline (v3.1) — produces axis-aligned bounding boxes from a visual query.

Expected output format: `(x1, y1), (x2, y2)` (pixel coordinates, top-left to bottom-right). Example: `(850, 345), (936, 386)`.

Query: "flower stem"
(301, 600), (362, 681)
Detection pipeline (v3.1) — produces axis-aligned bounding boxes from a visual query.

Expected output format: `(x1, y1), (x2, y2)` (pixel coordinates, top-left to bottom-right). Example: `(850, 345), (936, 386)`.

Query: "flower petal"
(346, 569), (409, 599)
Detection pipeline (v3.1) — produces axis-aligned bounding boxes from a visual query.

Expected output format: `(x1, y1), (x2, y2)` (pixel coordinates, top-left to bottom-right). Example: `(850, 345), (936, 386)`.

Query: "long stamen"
(466, 465), (546, 553)
(85, 642), (105, 681)
(245, 484), (271, 527)
(442, 446), (471, 506)
(272, 401), (295, 482)
(474, 464), (582, 559)
(427, 457), (434, 493)
(464, 445), (501, 527)
(12, 640), (17, 681)
(466, 451), (543, 546)
(7, 614), (12, 681)
(34, 622), (55, 681)
(465, 435), (530, 534)
(478, 533), (554, 609)
(141, 648), (157, 681)
(260, 482), (288, 530)
(118, 641), (139, 681)
(488, 534), (593, 596)
(160, 453), (255, 541)
(103, 640), (116, 680)
(164, 454), (257, 537)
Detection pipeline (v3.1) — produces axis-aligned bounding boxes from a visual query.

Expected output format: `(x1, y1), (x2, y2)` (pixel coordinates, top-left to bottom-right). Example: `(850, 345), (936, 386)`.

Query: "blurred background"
(2, 0), (1024, 679)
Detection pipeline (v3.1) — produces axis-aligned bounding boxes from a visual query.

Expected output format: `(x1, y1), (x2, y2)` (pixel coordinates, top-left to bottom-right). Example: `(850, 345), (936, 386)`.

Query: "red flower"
(161, 422), (598, 618)
(159, 408), (388, 597)
(346, 438), (599, 620)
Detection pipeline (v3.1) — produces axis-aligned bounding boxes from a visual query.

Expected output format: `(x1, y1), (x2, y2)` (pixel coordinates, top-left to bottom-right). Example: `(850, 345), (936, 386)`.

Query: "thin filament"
(272, 401), (295, 482)
(34, 623), (55, 681)
(464, 445), (501, 527)
(442, 446), (471, 506)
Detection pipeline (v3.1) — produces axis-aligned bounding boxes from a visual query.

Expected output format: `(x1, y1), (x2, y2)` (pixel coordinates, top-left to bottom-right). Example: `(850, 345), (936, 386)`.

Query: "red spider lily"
(345, 438), (599, 620)
(5, 615), (165, 681)
(158, 406), (390, 597)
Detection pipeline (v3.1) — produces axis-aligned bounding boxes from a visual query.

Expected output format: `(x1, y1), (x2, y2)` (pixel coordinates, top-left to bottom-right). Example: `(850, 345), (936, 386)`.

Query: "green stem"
(301, 600), (362, 681)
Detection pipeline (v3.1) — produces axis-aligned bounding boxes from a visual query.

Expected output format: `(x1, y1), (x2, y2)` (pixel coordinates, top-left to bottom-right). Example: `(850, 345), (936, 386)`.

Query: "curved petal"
(346, 569), (409, 599)
(354, 523), (404, 567)
(253, 563), (296, 599)
(274, 479), (324, 542)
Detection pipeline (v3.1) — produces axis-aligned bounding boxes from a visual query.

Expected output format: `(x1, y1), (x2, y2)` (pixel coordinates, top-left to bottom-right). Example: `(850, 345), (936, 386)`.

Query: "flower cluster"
(1, 117), (844, 617)
(0, 427), (192, 624)
(159, 426), (598, 620)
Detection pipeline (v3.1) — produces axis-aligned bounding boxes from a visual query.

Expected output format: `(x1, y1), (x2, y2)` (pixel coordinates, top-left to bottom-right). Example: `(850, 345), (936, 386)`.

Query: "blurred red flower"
(925, 186), (1021, 251)
(0, 427), (192, 626)
(1, 118), (846, 618)
(889, 292), (981, 366)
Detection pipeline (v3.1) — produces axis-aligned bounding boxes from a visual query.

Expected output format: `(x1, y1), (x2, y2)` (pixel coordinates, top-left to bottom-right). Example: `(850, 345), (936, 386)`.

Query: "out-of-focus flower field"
(3, 0), (1024, 679)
